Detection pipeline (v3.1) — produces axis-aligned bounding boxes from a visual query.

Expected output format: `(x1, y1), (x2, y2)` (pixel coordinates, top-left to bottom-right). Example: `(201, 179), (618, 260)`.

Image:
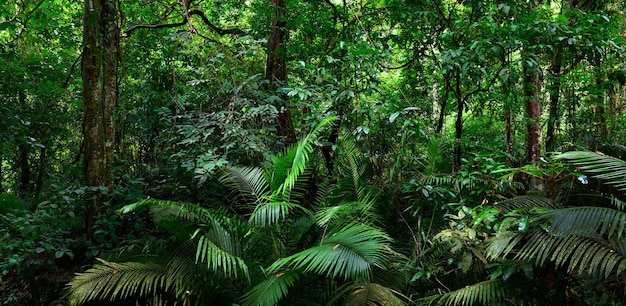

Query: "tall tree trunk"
(453, 69), (463, 171)
(265, 0), (295, 146)
(82, 0), (119, 240)
(522, 49), (543, 191)
(18, 144), (31, 199)
(546, 46), (562, 152)
(436, 79), (450, 133)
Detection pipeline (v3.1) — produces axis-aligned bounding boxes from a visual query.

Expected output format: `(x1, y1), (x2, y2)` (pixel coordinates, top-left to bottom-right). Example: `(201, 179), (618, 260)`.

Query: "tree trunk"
(522, 49), (543, 191)
(82, 0), (119, 240)
(265, 0), (296, 146)
(18, 144), (31, 199)
(546, 46), (562, 153)
(453, 70), (463, 171)
(436, 78), (450, 133)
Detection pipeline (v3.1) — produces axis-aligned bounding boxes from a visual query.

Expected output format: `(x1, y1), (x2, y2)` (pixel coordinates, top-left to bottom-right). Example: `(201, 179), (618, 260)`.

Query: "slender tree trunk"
(436, 79), (450, 133)
(18, 144), (31, 199)
(265, 0), (296, 146)
(546, 46), (562, 152)
(82, 0), (119, 240)
(453, 70), (463, 171)
(522, 49), (543, 191)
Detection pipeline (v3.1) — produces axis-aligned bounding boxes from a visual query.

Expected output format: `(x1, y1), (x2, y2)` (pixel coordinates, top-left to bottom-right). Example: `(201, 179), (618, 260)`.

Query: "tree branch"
(124, 9), (243, 37)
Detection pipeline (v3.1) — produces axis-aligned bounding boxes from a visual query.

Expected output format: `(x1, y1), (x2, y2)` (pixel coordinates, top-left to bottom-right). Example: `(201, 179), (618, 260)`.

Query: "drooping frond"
(486, 231), (526, 260)
(194, 232), (249, 280)
(555, 151), (626, 194)
(267, 223), (393, 281)
(272, 116), (337, 196)
(427, 279), (505, 306)
(67, 258), (170, 305)
(315, 198), (377, 228)
(119, 199), (205, 224)
(240, 270), (301, 306)
(515, 229), (626, 279)
(340, 137), (366, 196)
(334, 282), (407, 306)
(546, 206), (626, 240)
(220, 166), (269, 205)
(249, 200), (311, 226)
(494, 196), (558, 213)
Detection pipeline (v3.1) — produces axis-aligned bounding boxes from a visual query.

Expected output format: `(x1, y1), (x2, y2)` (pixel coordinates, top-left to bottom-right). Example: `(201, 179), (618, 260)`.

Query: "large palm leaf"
(422, 279), (506, 306)
(332, 282), (407, 306)
(555, 151), (626, 193)
(267, 223), (393, 280)
(68, 200), (249, 305)
(221, 116), (336, 226)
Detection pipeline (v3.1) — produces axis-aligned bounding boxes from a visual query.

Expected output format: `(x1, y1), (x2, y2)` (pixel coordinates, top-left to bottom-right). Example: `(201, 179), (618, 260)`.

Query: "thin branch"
(124, 9), (243, 37)
(61, 51), (83, 89)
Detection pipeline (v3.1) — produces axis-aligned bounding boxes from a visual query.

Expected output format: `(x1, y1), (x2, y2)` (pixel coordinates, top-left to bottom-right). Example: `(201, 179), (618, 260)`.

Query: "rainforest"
(2, 0), (626, 305)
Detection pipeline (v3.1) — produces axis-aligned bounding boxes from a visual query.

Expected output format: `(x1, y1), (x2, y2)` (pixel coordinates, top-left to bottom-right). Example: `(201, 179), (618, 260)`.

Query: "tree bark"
(546, 46), (562, 153)
(265, 0), (296, 146)
(82, 0), (119, 240)
(522, 49), (543, 191)
(453, 69), (463, 171)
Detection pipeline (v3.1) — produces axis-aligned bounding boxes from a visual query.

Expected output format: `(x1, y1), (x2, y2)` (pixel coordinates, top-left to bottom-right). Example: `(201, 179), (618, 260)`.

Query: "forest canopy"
(2, 0), (626, 305)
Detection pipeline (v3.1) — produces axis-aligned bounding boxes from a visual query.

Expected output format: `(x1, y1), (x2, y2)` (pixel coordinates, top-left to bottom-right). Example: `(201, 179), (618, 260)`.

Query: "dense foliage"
(2, 0), (626, 305)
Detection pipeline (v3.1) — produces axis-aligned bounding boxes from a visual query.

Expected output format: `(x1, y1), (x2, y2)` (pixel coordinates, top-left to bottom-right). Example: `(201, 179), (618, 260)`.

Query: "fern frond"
(240, 270), (300, 306)
(429, 279), (505, 306)
(267, 223), (393, 281)
(555, 151), (626, 194)
(67, 258), (170, 305)
(546, 206), (626, 240)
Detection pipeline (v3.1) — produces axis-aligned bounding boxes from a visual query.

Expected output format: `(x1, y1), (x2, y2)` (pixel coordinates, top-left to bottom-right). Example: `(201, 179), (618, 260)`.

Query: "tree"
(82, 0), (120, 239)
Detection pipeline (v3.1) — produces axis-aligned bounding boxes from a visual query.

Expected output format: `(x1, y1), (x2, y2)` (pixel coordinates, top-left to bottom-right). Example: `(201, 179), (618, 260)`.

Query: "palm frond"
(249, 200), (311, 226)
(340, 137), (366, 195)
(515, 229), (626, 279)
(67, 258), (171, 305)
(267, 223), (393, 281)
(220, 166), (269, 205)
(194, 232), (249, 280)
(334, 282), (407, 306)
(273, 116), (337, 196)
(486, 231), (526, 260)
(546, 206), (626, 240)
(240, 270), (301, 306)
(426, 279), (505, 306)
(555, 151), (626, 194)
(494, 196), (558, 213)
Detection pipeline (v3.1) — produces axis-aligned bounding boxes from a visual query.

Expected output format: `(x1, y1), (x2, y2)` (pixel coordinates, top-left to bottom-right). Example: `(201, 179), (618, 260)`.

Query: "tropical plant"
(422, 151), (626, 305)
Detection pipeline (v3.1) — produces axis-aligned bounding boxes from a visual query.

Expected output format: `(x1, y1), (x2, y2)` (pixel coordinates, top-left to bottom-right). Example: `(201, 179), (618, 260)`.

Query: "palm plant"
(67, 117), (406, 305)
(422, 151), (626, 305)
(67, 200), (249, 305)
